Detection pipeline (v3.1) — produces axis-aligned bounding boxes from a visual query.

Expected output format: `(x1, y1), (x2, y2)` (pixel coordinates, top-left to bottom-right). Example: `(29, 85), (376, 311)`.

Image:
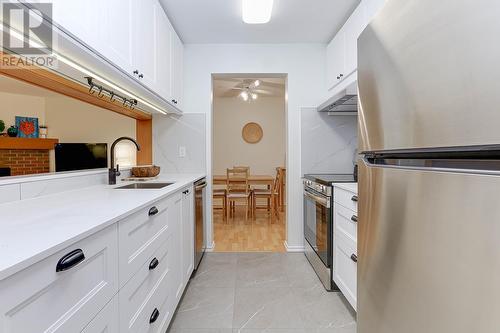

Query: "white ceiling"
(159, 0), (360, 43)
(213, 77), (285, 98)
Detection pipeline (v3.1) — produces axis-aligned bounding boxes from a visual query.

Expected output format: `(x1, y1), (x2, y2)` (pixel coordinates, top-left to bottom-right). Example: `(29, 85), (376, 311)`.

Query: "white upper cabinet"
(131, 0), (159, 90)
(100, 0), (134, 75)
(326, 32), (345, 91)
(326, 0), (385, 91)
(50, 0), (103, 52)
(155, 4), (173, 103)
(343, 4), (366, 78)
(171, 31), (184, 108)
(34, 0), (184, 112)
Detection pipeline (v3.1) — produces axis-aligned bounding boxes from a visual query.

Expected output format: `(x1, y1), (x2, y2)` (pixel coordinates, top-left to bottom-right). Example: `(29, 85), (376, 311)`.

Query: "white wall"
(213, 96), (285, 176)
(183, 43), (326, 251)
(45, 96), (137, 170)
(0, 92), (46, 129)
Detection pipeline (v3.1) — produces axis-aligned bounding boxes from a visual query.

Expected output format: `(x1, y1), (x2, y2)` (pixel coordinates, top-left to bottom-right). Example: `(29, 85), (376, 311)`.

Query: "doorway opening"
(211, 74), (287, 252)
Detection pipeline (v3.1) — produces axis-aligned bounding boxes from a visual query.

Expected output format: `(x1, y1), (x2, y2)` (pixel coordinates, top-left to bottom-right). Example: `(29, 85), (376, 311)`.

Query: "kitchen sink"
(114, 182), (174, 189)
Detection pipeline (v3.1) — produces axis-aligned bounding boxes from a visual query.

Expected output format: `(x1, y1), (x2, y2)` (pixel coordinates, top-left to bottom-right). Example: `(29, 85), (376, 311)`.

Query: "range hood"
(317, 82), (358, 115)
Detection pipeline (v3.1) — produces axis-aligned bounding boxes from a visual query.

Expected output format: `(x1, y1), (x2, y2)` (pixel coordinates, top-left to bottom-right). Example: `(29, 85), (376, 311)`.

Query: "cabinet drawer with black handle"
(118, 195), (175, 287)
(334, 186), (358, 212)
(119, 231), (176, 333)
(0, 224), (118, 333)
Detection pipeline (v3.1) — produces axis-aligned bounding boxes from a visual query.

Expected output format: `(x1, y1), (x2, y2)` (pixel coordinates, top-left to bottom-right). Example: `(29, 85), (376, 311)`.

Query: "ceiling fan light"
(251, 93), (258, 100)
(254, 80), (260, 87)
(242, 0), (274, 24)
(240, 91), (249, 101)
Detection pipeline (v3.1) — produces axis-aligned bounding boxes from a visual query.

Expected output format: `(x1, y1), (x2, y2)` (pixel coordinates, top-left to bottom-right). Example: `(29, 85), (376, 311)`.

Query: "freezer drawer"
(358, 161), (500, 333)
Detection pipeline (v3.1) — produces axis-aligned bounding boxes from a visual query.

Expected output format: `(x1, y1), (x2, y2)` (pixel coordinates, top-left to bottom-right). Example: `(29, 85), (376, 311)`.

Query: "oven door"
(303, 187), (332, 267)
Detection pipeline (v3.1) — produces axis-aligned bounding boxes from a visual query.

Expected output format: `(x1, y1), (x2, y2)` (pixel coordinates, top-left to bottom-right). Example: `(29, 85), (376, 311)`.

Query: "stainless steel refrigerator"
(357, 1), (500, 332)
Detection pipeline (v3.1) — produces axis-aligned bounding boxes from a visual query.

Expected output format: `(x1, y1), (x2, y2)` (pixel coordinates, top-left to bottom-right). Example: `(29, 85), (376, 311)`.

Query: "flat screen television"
(55, 143), (108, 172)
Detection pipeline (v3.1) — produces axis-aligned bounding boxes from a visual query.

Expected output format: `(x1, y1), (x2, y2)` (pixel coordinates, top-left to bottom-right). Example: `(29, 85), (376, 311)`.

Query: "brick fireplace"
(0, 149), (50, 176)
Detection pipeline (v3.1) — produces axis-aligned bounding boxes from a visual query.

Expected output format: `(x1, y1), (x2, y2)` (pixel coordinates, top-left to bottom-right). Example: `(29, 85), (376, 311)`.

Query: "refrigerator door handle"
(362, 156), (500, 176)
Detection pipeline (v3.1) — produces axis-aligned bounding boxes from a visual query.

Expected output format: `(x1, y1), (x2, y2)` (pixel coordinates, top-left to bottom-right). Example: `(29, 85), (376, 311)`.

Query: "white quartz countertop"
(0, 173), (205, 281)
(334, 182), (358, 194)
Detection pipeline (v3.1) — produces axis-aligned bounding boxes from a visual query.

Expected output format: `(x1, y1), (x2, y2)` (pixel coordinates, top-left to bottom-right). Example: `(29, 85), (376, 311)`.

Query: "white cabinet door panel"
(182, 187), (194, 283)
(326, 32), (345, 90)
(81, 297), (119, 333)
(334, 230), (357, 310)
(119, 233), (174, 333)
(132, 0), (158, 91)
(171, 30), (184, 107)
(118, 197), (171, 287)
(344, 3), (367, 77)
(0, 224), (118, 333)
(155, 3), (173, 101)
(100, 0), (134, 75)
(50, 0), (103, 52)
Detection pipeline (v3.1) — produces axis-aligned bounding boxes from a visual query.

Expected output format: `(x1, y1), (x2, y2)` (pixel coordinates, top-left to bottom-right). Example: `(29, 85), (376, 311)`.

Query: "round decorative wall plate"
(242, 122), (263, 144)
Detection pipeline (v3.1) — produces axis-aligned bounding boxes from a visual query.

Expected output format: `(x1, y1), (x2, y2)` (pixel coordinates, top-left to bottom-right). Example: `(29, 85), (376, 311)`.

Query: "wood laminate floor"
(213, 206), (286, 252)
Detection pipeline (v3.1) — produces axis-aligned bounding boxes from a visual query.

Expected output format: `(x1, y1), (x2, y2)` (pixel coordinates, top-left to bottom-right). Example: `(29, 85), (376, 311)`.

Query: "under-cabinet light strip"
(5, 26), (167, 115)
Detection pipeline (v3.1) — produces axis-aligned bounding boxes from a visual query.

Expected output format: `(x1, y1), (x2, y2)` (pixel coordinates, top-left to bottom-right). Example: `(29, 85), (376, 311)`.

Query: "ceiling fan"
(224, 78), (282, 101)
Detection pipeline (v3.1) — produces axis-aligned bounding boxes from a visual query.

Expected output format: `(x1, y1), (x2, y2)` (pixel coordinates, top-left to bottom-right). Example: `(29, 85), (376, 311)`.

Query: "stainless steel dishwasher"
(193, 178), (207, 270)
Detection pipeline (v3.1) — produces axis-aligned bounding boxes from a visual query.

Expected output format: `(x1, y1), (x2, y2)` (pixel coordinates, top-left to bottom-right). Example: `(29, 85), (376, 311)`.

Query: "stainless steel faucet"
(109, 137), (140, 185)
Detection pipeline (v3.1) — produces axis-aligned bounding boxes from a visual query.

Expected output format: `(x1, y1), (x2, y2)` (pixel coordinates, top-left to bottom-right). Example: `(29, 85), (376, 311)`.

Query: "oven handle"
(304, 190), (330, 208)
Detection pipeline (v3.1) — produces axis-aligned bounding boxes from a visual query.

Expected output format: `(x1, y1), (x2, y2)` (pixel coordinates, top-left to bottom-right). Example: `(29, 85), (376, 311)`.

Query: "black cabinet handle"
(139, 73), (144, 79)
(56, 249), (85, 272)
(149, 206), (159, 216)
(337, 75), (341, 80)
(171, 99), (178, 104)
(340, 74), (344, 77)
(133, 69), (139, 75)
(351, 195), (358, 202)
(183, 189), (189, 195)
(149, 257), (159, 270)
(351, 254), (358, 263)
(351, 215), (358, 223)
(149, 308), (160, 324)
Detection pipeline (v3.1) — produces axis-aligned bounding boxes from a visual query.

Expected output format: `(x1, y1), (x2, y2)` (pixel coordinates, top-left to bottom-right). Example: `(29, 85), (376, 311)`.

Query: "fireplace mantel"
(0, 137), (59, 150)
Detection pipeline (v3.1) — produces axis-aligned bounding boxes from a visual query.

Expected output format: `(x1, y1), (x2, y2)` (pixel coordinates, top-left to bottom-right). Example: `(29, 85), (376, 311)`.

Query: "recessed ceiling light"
(242, 0), (274, 24)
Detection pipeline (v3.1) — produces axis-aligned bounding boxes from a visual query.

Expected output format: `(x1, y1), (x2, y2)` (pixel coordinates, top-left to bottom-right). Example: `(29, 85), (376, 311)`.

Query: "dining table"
(212, 174), (275, 188)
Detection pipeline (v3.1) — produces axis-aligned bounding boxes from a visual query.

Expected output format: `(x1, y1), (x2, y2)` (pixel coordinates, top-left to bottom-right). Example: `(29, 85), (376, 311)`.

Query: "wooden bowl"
(131, 165), (161, 178)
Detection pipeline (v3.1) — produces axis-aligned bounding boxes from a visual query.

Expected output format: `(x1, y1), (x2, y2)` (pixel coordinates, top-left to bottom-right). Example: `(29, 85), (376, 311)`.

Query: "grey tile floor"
(168, 253), (356, 333)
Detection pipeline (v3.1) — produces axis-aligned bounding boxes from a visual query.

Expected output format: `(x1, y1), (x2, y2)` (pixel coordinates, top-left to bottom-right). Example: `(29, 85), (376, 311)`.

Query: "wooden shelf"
(0, 137), (59, 150)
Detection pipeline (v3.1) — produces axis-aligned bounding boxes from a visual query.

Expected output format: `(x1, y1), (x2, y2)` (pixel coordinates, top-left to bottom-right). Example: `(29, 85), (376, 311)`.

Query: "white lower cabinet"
(181, 187), (195, 283)
(0, 184), (198, 333)
(334, 229), (357, 310)
(82, 297), (119, 333)
(119, 231), (175, 333)
(0, 224), (119, 333)
(333, 186), (358, 311)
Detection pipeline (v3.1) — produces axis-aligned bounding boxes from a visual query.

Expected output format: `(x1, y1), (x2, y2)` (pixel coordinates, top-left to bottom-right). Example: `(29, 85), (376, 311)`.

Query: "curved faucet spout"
(109, 136), (141, 185)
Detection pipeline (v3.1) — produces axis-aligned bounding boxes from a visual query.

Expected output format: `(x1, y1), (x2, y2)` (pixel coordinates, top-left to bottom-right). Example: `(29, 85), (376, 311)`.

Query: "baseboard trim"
(205, 241), (216, 252)
(284, 241), (304, 253)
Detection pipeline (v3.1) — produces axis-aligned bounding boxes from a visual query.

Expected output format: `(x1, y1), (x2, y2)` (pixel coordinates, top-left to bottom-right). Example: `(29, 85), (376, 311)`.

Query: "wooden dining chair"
(252, 171), (280, 223)
(276, 167), (286, 211)
(226, 168), (253, 222)
(212, 186), (227, 220)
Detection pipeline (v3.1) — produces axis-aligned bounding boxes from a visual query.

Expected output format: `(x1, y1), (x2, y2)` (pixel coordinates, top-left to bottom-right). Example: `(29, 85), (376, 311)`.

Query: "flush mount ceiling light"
(242, 0), (274, 24)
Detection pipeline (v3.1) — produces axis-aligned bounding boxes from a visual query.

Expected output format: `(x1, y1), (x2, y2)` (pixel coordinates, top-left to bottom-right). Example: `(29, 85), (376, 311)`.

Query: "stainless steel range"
(303, 174), (355, 291)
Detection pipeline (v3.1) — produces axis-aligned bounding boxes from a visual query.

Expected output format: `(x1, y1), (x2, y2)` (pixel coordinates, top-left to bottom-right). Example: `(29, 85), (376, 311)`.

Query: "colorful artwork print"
(15, 116), (39, 138)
